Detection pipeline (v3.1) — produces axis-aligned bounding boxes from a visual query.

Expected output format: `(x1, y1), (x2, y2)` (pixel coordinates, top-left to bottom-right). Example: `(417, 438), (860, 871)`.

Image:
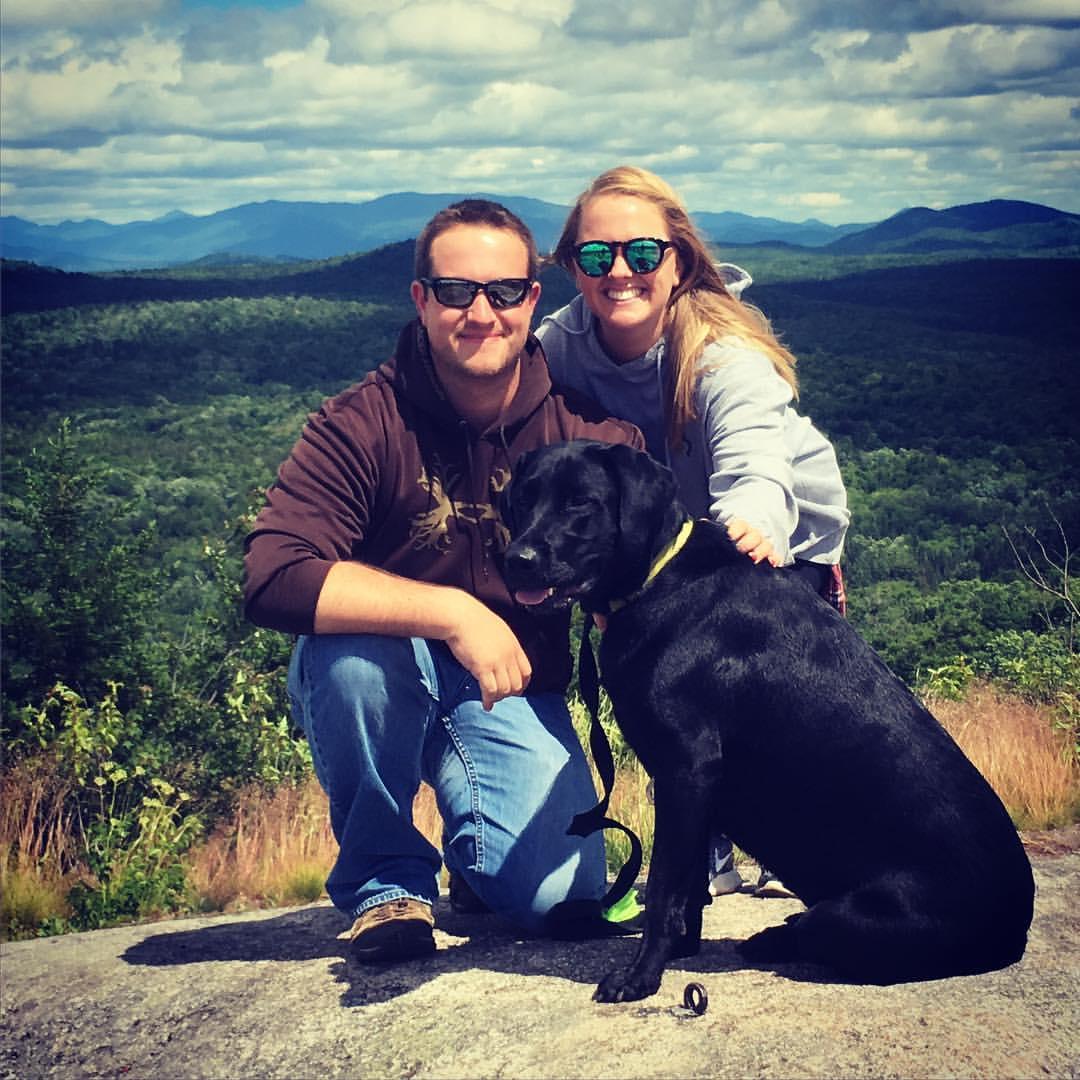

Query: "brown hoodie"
(243, 319), (642, 694)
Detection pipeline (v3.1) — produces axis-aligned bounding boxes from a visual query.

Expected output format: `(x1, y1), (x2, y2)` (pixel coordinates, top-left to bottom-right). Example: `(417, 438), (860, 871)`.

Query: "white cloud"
(2, 33), (184, 143)
(1, 0), (168, 28)
(324, 0), (550, 63)
(952, 0), (1080, 23)
(564, 0), (699, 41)
(794, 192), (851, 208)
(854, 24), (1079, 98)
(386, 1), (545, 55)
(2, 0), (1078, 225)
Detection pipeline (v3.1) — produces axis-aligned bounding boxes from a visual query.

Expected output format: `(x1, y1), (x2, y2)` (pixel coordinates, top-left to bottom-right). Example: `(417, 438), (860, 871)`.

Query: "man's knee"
(450, 840), (606, 934)
(302, 633), (413, 690)
(297, 634), (435, 724)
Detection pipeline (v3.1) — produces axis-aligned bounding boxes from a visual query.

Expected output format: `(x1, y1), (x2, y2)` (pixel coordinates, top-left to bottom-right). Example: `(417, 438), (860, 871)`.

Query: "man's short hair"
(414, 199), (538, 281)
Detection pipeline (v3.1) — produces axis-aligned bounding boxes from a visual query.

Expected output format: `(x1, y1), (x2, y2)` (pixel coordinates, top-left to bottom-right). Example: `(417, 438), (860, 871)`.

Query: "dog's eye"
(565, 495), (595, 511)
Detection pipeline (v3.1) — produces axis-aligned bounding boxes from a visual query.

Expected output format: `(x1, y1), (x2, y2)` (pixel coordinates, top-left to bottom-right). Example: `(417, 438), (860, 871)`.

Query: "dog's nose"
(505, 544), (541, 580)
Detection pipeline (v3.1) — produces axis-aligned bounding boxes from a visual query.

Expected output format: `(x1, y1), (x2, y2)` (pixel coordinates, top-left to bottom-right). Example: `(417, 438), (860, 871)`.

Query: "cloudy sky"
(3, 0), (1078, 226)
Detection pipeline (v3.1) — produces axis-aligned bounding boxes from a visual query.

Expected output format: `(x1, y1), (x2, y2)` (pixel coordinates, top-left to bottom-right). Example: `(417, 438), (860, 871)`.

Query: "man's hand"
(444, 599), (532, 711)
(726, 517), (780, 567)
(314, 561), (531, 710)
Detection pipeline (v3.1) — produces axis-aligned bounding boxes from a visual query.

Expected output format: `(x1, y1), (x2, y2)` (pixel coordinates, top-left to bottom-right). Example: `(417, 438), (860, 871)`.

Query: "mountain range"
(3, 194), (1076, 273)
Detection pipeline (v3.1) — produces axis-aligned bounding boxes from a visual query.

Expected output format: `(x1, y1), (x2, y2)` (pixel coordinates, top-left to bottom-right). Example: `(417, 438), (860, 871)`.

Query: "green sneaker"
(602, 888), (645, 932)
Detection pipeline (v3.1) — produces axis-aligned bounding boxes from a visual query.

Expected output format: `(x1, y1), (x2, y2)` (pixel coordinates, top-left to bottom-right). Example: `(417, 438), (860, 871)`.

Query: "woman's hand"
(726, 518), (780, 567)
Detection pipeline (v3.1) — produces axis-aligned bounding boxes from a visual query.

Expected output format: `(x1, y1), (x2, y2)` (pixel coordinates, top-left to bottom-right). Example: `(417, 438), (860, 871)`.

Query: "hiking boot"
(448, 873), (491, 915)
(752, 869), (796, 899)
(344, 899), (435, 963)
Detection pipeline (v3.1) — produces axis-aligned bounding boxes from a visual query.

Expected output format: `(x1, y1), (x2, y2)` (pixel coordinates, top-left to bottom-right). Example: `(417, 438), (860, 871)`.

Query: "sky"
(2, 0), (1079, 227)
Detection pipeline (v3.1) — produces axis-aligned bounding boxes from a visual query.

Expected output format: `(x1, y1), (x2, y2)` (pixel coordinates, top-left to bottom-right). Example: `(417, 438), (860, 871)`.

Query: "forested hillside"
(2, 248), (1077, 934)
(3, 252), (1077, 678)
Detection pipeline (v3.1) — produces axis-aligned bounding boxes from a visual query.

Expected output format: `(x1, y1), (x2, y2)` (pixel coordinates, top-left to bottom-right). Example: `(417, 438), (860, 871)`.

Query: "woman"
(536, 165), (850, 897)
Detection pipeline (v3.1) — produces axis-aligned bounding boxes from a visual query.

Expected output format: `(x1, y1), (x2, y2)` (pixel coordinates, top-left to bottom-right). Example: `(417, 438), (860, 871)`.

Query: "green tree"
(142, 513), (308, 811)
(2, 419), (160, 725)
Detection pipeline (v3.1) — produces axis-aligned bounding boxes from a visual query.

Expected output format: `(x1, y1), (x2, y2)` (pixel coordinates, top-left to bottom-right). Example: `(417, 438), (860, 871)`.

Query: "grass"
(0, 755), (78, 936)
(2, 680), (1077, 939)
(185, 779), (337, 912)
(927, 680), (1080, 830)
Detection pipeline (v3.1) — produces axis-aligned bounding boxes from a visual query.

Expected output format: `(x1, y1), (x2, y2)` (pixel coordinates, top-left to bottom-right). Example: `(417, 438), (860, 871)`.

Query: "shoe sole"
(753, 882), (796, 899)
(350, 923), (436, 963)
(708, 869), (744, 896)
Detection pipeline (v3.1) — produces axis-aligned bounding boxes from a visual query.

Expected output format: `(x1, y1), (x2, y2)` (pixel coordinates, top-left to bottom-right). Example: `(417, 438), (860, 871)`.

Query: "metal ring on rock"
(682, 982), (708, 1015)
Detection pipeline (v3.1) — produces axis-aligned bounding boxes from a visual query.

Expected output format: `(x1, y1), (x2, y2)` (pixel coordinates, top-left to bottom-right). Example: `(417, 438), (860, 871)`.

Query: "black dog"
(502, 440), (1034, 1003)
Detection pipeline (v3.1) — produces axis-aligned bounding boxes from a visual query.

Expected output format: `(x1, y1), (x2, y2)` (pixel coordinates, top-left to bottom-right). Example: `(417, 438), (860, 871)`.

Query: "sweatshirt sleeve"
(695, 346), (799, 565)
(243, 391), (381, 634)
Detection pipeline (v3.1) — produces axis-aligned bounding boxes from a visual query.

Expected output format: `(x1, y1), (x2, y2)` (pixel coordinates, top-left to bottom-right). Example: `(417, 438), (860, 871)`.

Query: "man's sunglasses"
(572, 238), (674, 278)
(419, 277), (533, 310)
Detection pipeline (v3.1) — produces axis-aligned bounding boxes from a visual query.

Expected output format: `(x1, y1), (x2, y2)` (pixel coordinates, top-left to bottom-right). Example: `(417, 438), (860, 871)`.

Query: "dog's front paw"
(739, 923), (799, 963)
(593, 966), (662, 1003)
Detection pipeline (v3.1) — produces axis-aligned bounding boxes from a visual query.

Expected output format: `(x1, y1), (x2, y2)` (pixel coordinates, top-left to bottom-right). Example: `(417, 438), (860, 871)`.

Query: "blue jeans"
(288, 633), (607, 932)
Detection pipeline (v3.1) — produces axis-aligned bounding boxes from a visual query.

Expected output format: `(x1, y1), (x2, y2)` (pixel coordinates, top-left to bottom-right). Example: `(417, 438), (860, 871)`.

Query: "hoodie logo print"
(410, 465), (511, 553)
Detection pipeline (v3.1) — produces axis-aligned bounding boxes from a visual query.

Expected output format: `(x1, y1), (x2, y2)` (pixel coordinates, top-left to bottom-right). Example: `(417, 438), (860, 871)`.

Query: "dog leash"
(567, 610), (643, 910)
(567, 520), (695, 909)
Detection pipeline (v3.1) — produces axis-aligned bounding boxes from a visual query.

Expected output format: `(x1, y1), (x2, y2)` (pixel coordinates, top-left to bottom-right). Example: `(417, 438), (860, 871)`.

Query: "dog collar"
(608, 517), (695, 614)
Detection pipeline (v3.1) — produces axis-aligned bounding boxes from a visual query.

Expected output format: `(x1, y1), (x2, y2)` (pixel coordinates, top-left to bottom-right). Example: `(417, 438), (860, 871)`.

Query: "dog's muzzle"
(503, 543), (578, 608)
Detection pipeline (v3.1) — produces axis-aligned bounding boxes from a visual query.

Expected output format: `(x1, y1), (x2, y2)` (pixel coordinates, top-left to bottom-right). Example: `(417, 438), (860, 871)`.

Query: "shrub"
(67, 767), (201, 929)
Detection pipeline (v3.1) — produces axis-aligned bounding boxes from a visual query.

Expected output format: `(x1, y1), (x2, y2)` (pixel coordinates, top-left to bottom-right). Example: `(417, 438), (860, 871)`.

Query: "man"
(244, 199), (642, 962)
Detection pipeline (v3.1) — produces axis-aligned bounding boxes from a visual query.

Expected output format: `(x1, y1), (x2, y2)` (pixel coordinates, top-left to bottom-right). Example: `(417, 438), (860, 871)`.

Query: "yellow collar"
(608, 518), (694, 613)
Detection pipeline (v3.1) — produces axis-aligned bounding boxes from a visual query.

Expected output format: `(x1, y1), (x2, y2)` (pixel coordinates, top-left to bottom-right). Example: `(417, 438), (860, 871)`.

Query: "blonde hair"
(552, 166), (798, 448)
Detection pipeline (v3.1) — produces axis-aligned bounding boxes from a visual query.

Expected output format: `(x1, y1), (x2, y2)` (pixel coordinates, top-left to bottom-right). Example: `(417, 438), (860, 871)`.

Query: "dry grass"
(186, 776), (337, 911)
(187, 779), (446, 912)
(0, 756), (77, 935)
(0, 755), (78, 871)
(411, 783), (443, 844)
(927, 680), (1080, 830)
(5, 680), (1075, 937)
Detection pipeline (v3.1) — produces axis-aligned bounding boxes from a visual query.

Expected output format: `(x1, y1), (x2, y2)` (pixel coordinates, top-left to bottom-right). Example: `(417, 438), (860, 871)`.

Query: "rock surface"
(3, 839), (1078, 1079)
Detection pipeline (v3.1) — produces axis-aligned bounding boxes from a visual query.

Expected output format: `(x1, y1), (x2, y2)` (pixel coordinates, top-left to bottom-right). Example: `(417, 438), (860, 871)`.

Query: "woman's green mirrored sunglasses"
(572, 238), (674, 278)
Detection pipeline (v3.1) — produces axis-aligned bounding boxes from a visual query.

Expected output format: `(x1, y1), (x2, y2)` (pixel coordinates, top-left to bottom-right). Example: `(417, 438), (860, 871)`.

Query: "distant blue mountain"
(693, 210), (868, 247)
(826, 199), (1080, 254)
(0, 195), (567, 272)
(1, 193), (865, 272)
(2, 194), (1075, 273)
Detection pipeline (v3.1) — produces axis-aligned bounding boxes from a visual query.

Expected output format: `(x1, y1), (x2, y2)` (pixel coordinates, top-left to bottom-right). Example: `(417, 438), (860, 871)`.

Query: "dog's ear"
(499, 461), (519, 535)
(594, 442), (684, 584)
(501, 446), (540, 535)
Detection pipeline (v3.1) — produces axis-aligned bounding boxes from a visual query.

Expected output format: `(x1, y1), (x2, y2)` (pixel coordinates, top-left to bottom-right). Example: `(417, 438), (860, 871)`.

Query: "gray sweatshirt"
(535, 275), (849, 566)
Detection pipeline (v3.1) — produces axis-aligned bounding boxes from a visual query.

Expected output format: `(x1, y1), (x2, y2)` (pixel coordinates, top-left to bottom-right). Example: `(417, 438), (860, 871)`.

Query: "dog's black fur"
(502, 440), (1034, 1003)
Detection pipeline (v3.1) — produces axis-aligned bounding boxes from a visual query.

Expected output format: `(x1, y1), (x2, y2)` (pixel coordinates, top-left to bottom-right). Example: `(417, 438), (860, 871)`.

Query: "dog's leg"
(739, 914), (803, 964)
(741, 875), (939, 971)
(594, 776), (709, 1003)
(746, 871), (1028, 983)
(741, 869), (1029, 982)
